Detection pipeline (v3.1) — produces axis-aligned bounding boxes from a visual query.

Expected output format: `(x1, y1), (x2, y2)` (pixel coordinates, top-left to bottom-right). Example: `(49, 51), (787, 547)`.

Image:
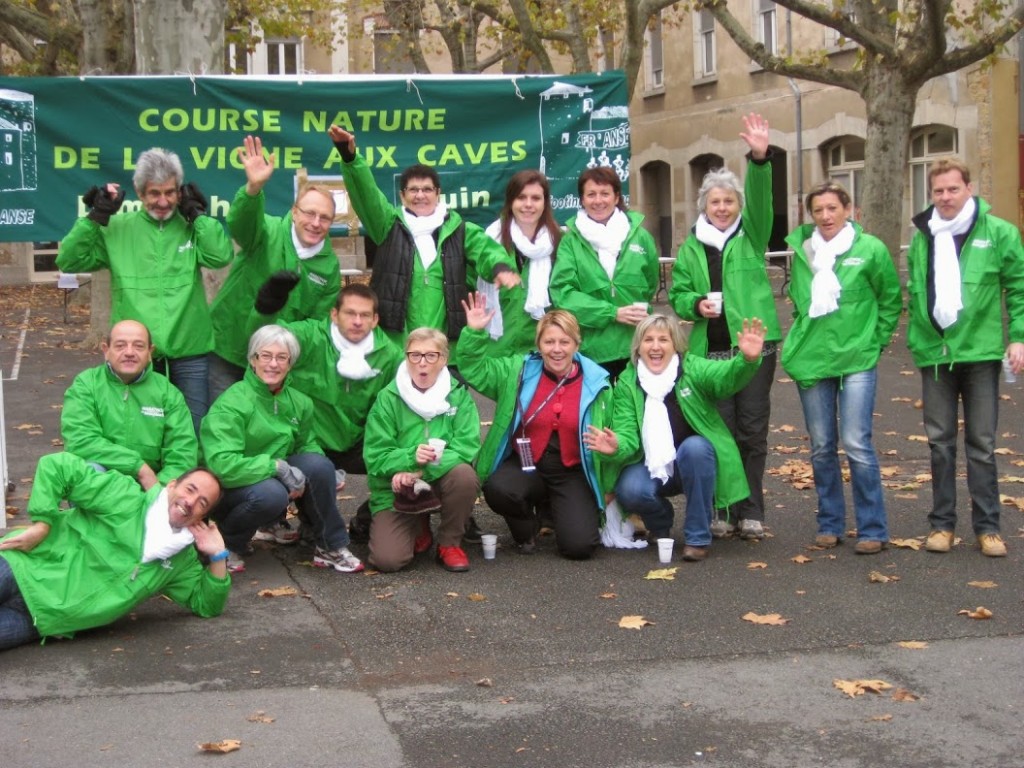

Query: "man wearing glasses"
(208, 135), (342, 401)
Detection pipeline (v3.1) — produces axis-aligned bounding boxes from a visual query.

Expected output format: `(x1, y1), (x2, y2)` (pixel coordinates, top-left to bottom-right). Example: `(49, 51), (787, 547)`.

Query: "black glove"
(331, 137), (356, 163)
(178, 182), (208, 223)
(255, 270), (301, 315)
(84, 185), (125, 226)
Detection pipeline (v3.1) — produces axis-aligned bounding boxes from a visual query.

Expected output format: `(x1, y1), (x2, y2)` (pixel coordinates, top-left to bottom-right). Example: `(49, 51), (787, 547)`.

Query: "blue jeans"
(154, 354), (210, 435)
(797, 368), (888, 542)
(214, 453), (349, 553)
(0, 556), (39, 651)
(615, 436), (717, 547)
(920, 360), (1001, 535)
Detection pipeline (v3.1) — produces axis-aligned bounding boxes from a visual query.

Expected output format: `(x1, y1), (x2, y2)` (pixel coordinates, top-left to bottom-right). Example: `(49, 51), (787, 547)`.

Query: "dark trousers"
(483, 451), (599, 559)
(325, 443), (371, 526)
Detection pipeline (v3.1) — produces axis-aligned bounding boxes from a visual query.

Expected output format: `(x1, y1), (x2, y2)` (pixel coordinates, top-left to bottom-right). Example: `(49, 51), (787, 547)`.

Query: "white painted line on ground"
(4, 307), (30, 381)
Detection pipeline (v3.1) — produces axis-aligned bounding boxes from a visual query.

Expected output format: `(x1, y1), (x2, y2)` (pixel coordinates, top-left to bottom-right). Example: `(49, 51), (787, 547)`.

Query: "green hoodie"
(0, 452), (230, 639)
(61, 362), (197, 483)
(607, 355), (760, 509)
(549, 210), (659, 364)
(363, 377), (481, 514)
(210, 186), (342, 367)
(670, 159), (782, 354)
(781, 222), (902, 388)
(57, 211), (233, 359)
(200, 367), (322, 489)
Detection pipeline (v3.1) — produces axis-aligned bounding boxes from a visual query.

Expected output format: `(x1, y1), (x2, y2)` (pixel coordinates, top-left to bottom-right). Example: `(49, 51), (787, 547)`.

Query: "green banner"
(0, 72), (629, 242)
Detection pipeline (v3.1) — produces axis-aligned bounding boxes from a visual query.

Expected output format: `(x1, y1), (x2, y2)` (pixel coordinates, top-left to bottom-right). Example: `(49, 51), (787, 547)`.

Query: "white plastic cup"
(481, 534), (498, 560)
(632, 301), (649, 312)
(1003, 356), (1017, 384)
(656, 537), (674, 564)
(428, 438), (447, 465)
(706, 291), (723, 315)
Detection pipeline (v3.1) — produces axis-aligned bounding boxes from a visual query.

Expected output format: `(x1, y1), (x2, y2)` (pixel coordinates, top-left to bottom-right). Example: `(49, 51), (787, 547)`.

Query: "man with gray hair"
(57, 148), (234, 433)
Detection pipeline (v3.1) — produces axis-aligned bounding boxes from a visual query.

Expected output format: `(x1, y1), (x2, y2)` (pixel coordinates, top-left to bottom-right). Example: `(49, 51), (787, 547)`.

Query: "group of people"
(1, 113), (1020, 652)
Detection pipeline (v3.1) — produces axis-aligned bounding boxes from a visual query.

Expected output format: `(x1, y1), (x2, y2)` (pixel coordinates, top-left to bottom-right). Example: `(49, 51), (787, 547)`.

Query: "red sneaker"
(436, 545), (470, 572)
(414, 516), (433, 554)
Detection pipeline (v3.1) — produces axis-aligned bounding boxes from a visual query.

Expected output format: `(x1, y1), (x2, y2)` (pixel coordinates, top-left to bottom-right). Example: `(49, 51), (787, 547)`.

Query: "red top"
(518, 366), (583, 467)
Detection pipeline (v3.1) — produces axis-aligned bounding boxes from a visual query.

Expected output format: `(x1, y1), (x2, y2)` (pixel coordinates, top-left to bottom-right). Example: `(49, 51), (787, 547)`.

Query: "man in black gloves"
(57, 148), (234, 434)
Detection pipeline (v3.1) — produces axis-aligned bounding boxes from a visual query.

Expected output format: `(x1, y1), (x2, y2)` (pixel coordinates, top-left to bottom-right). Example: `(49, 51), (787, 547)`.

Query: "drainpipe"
(787, 10), (804, 224)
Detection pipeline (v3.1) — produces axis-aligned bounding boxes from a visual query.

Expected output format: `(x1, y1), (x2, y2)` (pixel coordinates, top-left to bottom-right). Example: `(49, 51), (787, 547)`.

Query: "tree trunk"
(858, 60), (918, 271)
(134, 0), (224, 75)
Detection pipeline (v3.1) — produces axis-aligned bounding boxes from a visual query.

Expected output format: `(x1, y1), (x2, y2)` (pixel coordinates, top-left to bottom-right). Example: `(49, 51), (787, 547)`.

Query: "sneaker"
(226, 551), (246, 574)
(313, 546), (364, 573)
(436, 545), (470, 572)
(414, 516), (434, 554)
(925, 529), (954, 553)
(854, 539), (885, 555)
(814, 534), (840, 548)
(682, 545), (708, 562)
(253, 519), (300, 545)
(710, 516), (735, 539)
(739, 519), (765, 540)
(978, 533), (1007, 558)
(463, 516), (484, 544)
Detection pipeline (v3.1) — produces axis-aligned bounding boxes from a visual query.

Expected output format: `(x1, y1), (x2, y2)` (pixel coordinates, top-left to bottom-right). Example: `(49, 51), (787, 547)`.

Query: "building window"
(910, 126), (958, 214)
(824, 137), (865, 218)
(265, 39), (300, 75)
(224, 40), (249, 74)
(644, 13), (665, 90)
(364, 16), (414, 74)
(694, 9), (716, 79)
(756, 0), (777, 55)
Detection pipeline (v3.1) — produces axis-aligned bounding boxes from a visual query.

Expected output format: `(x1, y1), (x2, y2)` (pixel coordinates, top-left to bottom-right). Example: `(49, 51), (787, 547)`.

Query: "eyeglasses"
(340, 309), (375, 321)
(403, 186), (437, 195)
(406, 351), (442, 364)
(295, 207), (334, 226)
(254, 351), (291, 364)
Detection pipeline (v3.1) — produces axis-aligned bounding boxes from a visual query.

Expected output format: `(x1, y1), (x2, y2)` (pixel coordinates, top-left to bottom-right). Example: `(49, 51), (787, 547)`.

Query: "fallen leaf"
(257, 586), (298, 598)
(958, 606), (993, 620)
(907, 435), (929, 442)
(913, 399), (924, 409)
(967, 580), (998, 588)
(868, 571), (899, 583)
(1000, 476), (1024, 483)
(791, 554), (813, 564)
(880, 466), (902, 477)
(889, 538), (922, 550)
(475, 678), (494, 687)
(890, 396), (912, 402)
(994, 447), (1017, 455)
(741, 612), (789, 625)
(375, 591), (395, 600)
(467, 593), (487, 601)
(598, 592), (617, 599)
(619, 615), (654, 629)
(897, 641), (928, 649)
(891, 688), (920, 702)
(898, 370), (915, 376)
(894, 493), (919, 499)
(773, 445), (800, 454)
(644, 567), (678, 580)
(773, 424), (797, 432)
(833, 678), (893, 697)
(499, 696), (515, 704)
(446, 592), (460, 597)
(198, 740), (241, 754)
(870, 714), (894, 722)
(1000, 494), (1024, 511)
(747, 561), (768, 569)
(13, 423), (41, 430)
(246, 711), (275, 724)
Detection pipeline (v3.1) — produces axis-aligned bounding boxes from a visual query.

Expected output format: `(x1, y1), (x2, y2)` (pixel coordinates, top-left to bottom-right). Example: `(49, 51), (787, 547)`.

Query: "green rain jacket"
(670, 159), (782, 354)
(61, 362), (198, 483)
(211, 187), (342, 367)
(363, 377), (481, 514)
(57, 211), (233, 359)
(906, 197), (1024, 369)
(608, 355), (760, 509)
(200, 367), (323, 489)
(550, 210), (659, 364)
(0, 452), (230, 640)
(781, 223), (902, 388)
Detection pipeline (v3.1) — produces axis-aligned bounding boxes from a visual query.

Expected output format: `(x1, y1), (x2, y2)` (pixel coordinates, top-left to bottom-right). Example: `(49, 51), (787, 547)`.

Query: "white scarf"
(807, 223), (854, 318)
(694, 213), (741, 253)
(928, 197), (975, 329)
(404, 202), (449, 270)
(480, 219), (555, 338)
(574, 208), (631, 280)
(141, 488), (196, 563)
(599, 498), (649, 550)
(395, 363), (453, 421)
(330, 323), (377, 381)
(637, 355), (680, 485)
(290, 225), (324, 260)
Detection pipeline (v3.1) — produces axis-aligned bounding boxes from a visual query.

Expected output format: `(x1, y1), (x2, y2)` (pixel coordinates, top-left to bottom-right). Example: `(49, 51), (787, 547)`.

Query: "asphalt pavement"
(0, 282), (1021, 768)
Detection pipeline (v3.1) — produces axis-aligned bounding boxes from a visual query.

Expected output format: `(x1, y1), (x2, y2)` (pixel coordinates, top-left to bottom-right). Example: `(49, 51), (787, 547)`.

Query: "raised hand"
(736, 317), (767, 361)
(461, 291), (495, 331)
(328, 125), (357, 162)
(238, 135), (274, 194)
(188, 519), (225, 556)
(740, 113), (770, 161)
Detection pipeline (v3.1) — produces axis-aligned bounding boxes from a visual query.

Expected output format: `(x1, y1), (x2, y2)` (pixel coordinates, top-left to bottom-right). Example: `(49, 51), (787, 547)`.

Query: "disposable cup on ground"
(428, 438), (447, 465)
(481, 534), (498, 560)
(656, 537), (674, 564)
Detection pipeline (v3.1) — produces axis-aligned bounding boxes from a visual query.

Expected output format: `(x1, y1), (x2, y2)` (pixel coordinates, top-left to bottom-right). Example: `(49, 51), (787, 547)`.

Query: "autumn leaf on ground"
(246, 711), (275, 724)
(894, 493), (919, 499)
(999, 494), (1024, 511)
(892, 688), (920, 702)
(868, 571), (900, 583)
(198, 740), (241, 754)
(772, 424), (797, 432)
(994, 447), (1018, 455)
(742, 612), (789, 625)
(791, 554), (813, 564)
(445, 591), (459, 597)
(619, 615), (654, 629)
(890, 396), (912, 403)
(833, 679), (893, 697)
(880, 466), (902, 477)
(870, 714), (894, 722)
(898, 370), (915, 376)
(907, 435), (929, 442)
(967, 580), (998, 589)
(13, 423), (41, 430)
(773, 445), (800, 454)
(889, 538), (922, 550)
(958, 606), (993, 620)
(598, 592), (617, 599)
(257, 586), (299, 598)
(747, 561), (768, 569)
(476, 678), (494, 687)
(999, 476), (1024, 483)
(644, 567), (679, 580)
(897, 641), (928, 649)
(467, 593), (487, 601)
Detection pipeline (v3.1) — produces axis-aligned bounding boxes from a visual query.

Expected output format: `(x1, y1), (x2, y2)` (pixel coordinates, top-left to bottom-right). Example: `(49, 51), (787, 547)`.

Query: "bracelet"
(209, 549), (230, 563)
